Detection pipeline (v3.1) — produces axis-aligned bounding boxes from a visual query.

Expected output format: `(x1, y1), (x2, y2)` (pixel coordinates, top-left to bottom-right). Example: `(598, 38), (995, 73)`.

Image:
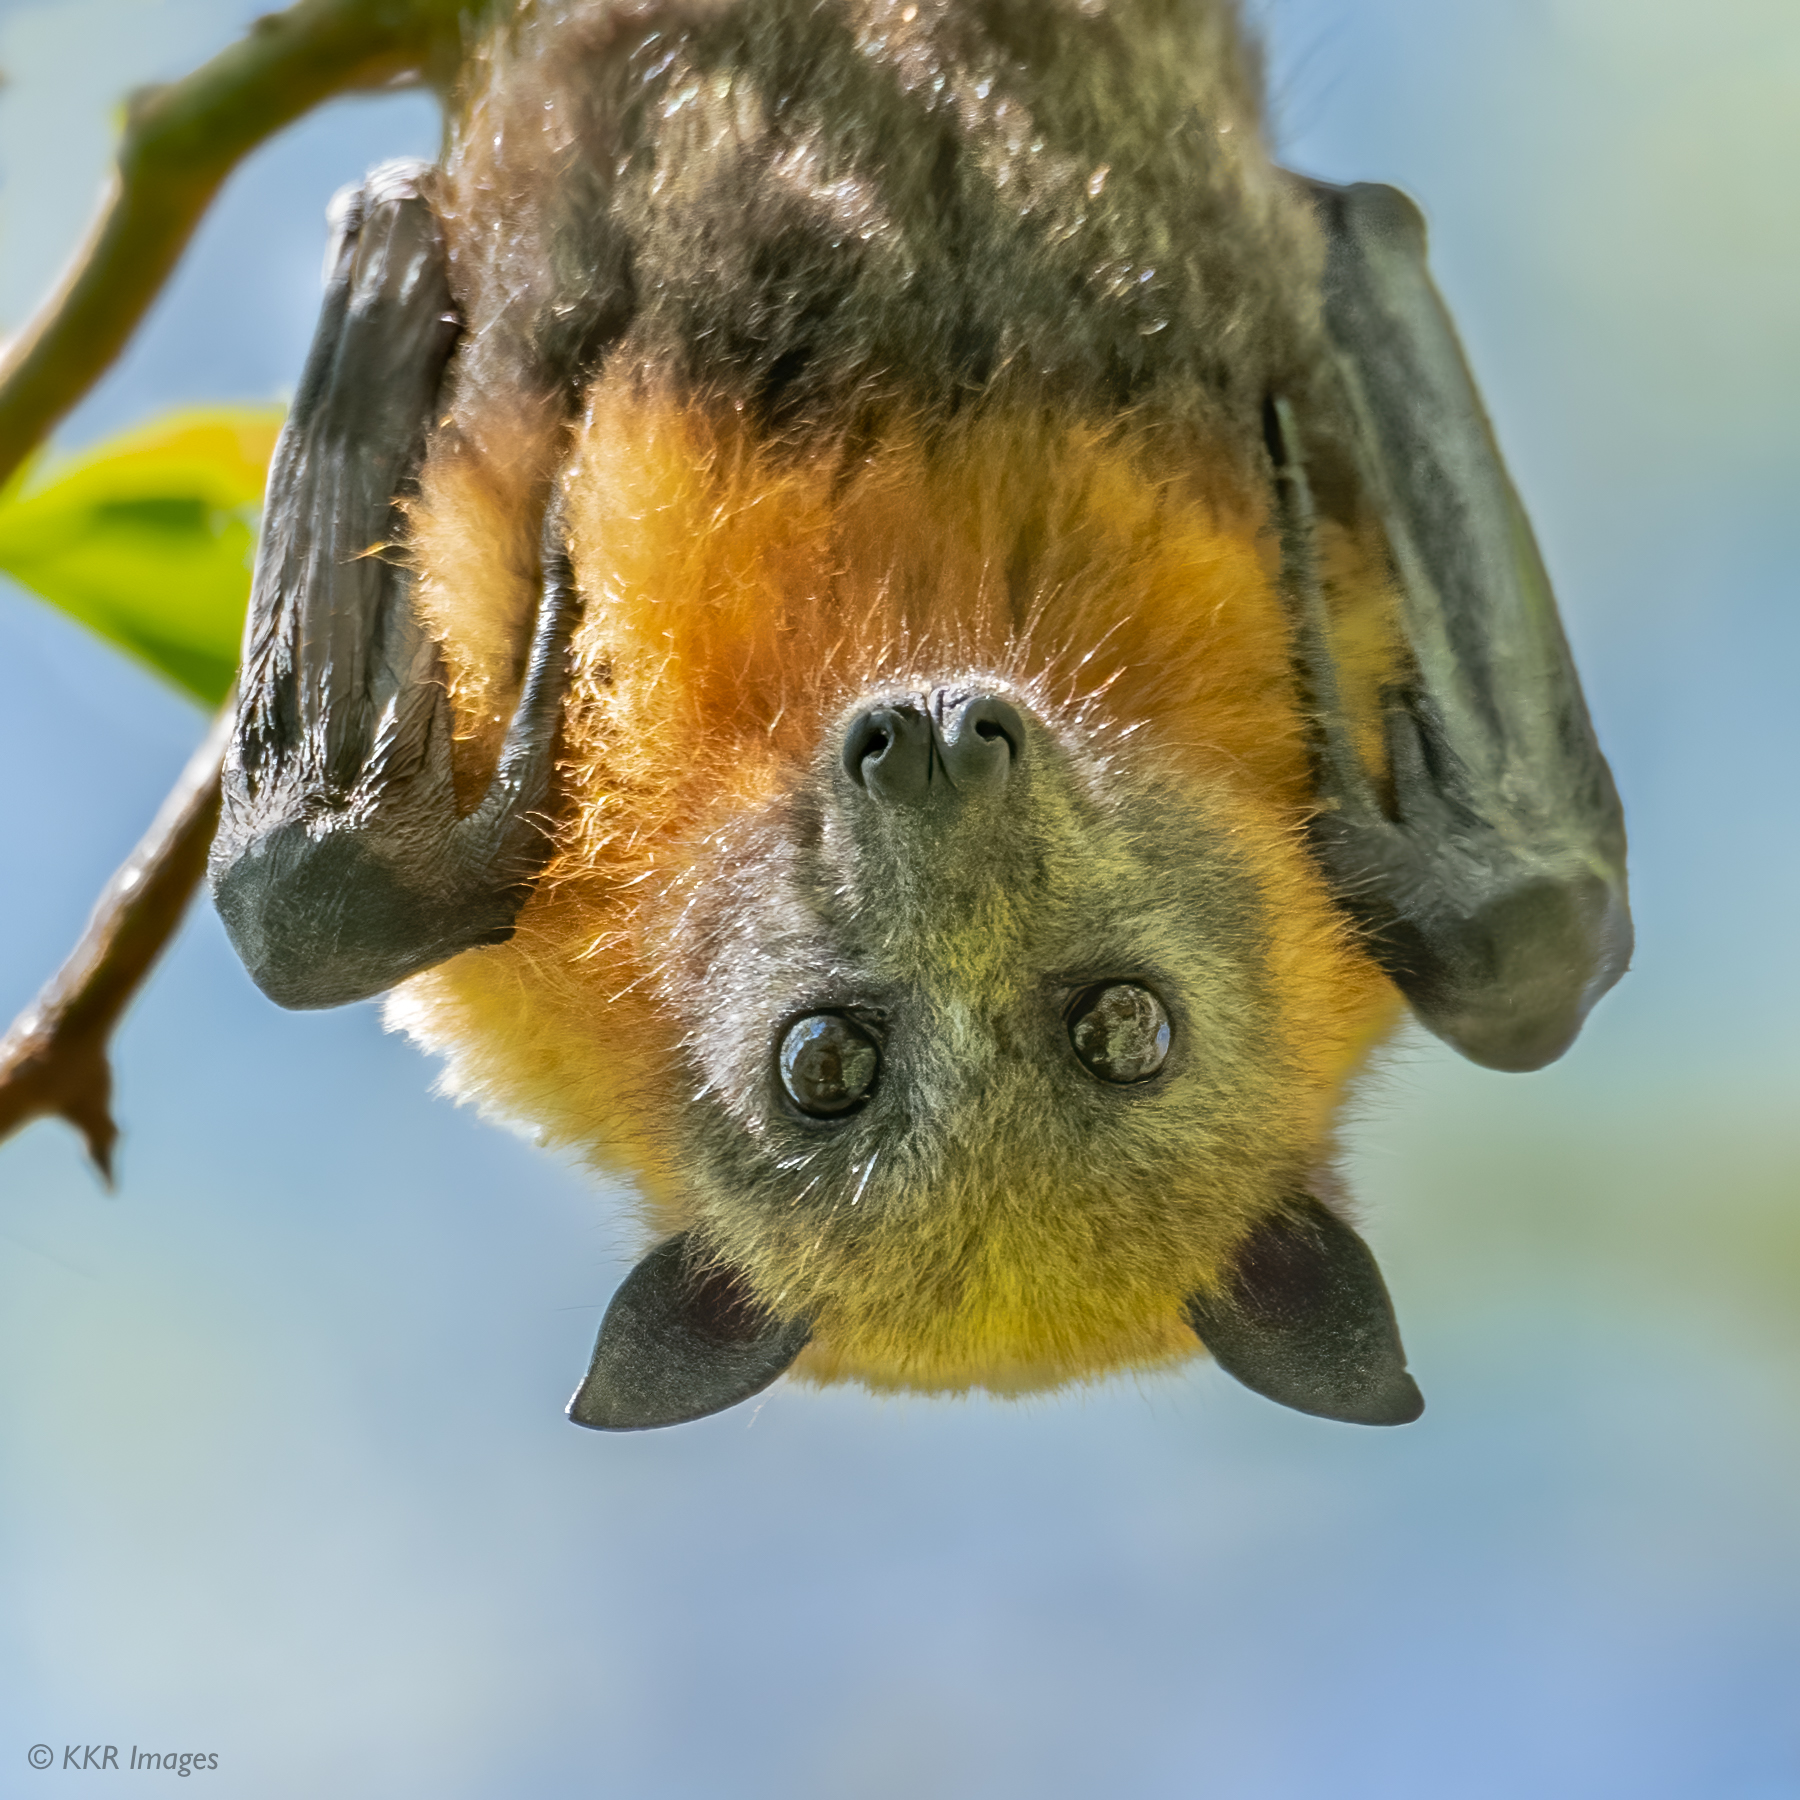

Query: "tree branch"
(0, 0), (501, 1177)
(0, 0), (483, 494)
(0, 711), (231, 1183)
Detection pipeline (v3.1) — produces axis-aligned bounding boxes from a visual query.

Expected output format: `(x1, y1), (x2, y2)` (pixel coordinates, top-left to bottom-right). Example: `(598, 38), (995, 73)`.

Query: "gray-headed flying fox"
(209, 0), (1631, 1430)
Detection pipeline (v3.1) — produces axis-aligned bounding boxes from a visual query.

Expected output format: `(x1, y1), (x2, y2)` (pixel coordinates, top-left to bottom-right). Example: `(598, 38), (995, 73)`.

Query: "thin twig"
(0, 710), (230, 1184)
(0, 0), (483, 493)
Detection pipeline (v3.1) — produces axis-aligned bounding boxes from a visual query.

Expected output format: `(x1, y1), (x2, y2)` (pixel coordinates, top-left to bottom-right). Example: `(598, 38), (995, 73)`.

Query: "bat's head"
(640, 643), (1413, 1400)
(393, 401), (1416, 1421)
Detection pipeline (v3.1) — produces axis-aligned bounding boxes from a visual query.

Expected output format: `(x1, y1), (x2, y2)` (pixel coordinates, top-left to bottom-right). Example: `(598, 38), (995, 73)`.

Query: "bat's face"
(644, 672), (1400, 1389)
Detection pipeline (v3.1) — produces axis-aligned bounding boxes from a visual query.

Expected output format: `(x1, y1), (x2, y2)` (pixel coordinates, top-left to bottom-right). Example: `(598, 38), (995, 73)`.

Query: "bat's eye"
(1068, 984), (1171, 1084)
(778, 1014), (881, 1117)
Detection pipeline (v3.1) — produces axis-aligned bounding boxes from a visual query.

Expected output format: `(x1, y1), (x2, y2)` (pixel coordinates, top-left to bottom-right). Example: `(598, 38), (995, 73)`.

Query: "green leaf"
(0, 406), (286, 705)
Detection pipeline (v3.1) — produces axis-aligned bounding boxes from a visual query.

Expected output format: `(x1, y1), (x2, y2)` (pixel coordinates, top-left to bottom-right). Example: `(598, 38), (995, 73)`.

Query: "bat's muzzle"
(840, 687), (1024, 805)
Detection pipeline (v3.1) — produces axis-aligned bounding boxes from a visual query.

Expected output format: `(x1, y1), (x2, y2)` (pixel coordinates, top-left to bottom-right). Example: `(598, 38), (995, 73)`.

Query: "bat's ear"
(1184, 1189), (1423, 1426)
(568, 1235), (811, 1431)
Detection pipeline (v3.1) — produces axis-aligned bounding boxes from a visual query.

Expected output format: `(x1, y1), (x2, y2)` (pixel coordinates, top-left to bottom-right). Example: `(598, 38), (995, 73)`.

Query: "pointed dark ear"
(568, 1234), (811, 1432)
(1184, 1191), (1423, 1426)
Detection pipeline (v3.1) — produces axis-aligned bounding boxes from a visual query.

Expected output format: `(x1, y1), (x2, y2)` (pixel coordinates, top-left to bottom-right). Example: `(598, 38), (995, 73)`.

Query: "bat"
(207, 0), (1631, 1432)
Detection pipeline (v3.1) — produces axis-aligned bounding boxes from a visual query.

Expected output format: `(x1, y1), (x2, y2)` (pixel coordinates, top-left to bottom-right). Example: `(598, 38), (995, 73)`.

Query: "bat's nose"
(841, 689), (1025, 804)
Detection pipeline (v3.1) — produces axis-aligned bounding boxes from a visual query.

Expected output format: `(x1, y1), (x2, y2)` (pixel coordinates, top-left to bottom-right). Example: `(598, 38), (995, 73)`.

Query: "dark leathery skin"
(210, 162), (583, 1010)
(1274, 178), (1632, 1071)
(568, 1233), (812, 1431)
(1185, 1190), (1423, 1426)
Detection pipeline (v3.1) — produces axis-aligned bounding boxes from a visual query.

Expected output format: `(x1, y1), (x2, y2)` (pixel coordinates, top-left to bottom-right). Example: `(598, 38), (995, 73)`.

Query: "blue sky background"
(1, 2), (1797, 1795)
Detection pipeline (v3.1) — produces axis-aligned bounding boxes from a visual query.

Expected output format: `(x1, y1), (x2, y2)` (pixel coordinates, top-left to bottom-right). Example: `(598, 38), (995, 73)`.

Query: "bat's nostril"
(842, 704), (931, 800)
(937, 691), (1025, 792)
(840, 711), (884, 785)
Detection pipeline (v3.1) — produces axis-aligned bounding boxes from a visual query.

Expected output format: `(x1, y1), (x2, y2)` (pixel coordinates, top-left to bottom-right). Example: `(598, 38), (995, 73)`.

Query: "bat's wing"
(1280, 178), (1632, 1072)
(210, 163), (580, 1010)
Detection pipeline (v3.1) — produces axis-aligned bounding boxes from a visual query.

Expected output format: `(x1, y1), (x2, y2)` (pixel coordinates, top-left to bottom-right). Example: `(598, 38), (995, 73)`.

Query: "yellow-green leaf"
(0, 406), (285, 705)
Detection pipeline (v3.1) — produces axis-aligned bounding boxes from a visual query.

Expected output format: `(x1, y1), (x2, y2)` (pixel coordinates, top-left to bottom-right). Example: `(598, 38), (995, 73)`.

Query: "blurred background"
(1, 1), (1796, 1794)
